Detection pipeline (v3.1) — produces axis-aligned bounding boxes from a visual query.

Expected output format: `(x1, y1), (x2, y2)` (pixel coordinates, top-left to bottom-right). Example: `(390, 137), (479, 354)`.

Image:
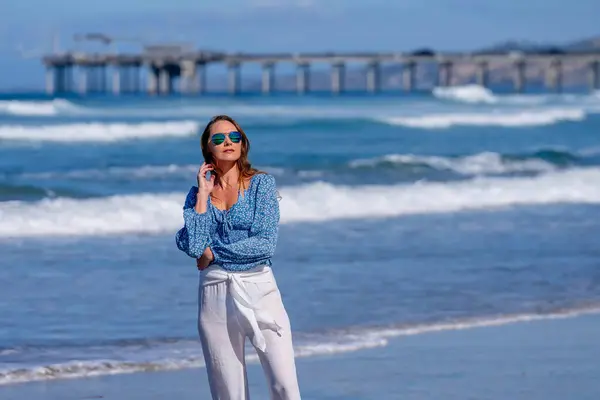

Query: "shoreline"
(2, 303), (600, 387)
(2, 309), (600, 399)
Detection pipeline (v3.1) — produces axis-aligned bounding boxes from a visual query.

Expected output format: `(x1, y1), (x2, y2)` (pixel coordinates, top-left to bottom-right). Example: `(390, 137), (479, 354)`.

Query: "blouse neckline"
(209, 174), (260, 212)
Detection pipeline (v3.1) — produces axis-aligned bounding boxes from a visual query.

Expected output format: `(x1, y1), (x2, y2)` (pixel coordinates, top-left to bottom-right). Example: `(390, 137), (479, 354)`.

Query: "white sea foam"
(0, 335), (385, 385)
(279, 168), (600, 223)
(19, 165), (285, 181)
(349, 152), (557, 175)
(380, 108), (585, 128)
(0, 94), (597, 132)
(1, 168), (600, 237)
(354, 304), (600, 342)
(433, 84), (498, 104)
(21, 164), (198, 180)
(0, 121), (199, 142)
(432, 84), (543, 105)
(0, 100), (365, 119)
(1, 89), (598, 124)
(1, 304), (598, 385)
(431, 85), (600, 107)
(0, 99), (81, 116)
(0, 358), (206, 386)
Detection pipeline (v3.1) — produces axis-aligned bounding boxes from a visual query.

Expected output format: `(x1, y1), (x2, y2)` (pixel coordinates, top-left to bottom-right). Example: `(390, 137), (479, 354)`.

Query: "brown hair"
(200, 115), (262, 191)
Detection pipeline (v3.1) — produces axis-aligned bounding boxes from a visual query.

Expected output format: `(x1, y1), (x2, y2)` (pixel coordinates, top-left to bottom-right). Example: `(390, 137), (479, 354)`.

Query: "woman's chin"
(215, 153), (240, 162)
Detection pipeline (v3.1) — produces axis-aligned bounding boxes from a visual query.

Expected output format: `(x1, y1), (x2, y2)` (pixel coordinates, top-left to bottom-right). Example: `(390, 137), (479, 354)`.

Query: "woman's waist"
(200, 262), (273, 284)
(206, 258), (272, 272)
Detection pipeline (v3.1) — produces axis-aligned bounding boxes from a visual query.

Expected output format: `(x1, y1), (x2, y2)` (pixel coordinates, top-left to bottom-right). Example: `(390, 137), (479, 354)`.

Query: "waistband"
(200, 264), (282, 353)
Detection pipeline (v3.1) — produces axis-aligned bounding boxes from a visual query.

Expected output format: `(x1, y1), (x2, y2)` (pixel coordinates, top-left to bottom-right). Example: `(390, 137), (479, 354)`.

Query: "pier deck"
(42, 47), (600, 95)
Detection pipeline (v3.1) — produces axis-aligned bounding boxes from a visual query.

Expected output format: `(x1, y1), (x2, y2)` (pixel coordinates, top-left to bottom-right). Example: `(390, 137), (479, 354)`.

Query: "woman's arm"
(211, 175), (280, 265)
(196, 247), (214, 270)
(175, 187), (212, 258)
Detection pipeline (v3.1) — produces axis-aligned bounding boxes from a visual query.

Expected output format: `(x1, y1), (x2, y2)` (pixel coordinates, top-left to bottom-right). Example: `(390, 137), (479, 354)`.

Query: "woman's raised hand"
(197, 162), (215, 197)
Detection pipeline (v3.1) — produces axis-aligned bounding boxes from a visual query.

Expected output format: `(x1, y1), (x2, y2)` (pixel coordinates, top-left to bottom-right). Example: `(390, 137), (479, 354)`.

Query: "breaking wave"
(0, 99), (82, 116)
(433, 85), (498, 104)
(2, 167), (600, 237)
(379, 108), (586, 128)
(348, 149), (584, 175)
(0, 121), (199, 142)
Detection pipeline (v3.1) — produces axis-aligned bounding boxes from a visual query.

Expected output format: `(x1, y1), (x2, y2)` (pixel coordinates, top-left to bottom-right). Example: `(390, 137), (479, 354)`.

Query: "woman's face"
(208, 120), (243, 164)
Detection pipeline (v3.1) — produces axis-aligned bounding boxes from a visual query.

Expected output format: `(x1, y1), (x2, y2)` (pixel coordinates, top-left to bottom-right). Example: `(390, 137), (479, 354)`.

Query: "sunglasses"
(210, 131), (242, 145)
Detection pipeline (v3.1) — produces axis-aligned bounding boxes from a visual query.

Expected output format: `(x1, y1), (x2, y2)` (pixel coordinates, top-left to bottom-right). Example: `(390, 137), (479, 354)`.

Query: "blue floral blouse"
(175, 173), (280, 271)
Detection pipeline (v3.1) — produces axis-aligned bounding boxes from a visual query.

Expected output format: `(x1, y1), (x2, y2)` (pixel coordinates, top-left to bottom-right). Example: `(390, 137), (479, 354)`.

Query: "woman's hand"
(197, 162), (215, 197)
(196, 247), (215, 270)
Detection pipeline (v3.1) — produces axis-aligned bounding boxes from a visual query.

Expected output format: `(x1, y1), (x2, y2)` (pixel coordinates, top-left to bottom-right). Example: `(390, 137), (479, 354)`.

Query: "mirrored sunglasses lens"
(211, 134), (225, 145)
(229, 132), (242, 143)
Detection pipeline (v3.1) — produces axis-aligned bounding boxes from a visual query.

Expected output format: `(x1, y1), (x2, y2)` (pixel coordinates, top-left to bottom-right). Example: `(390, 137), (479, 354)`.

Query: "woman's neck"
(215, 162), (240, 188)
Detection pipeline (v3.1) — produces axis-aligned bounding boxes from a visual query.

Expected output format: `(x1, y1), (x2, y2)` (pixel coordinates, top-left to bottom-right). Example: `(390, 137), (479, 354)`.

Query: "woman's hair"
(200, 115), (263, 190)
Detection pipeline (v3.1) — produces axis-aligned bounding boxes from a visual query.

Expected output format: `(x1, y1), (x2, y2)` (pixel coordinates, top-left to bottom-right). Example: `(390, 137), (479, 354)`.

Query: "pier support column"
(127, 66), (141, 93)
(513, 61), (526, 93)
(402, 62), (416, 92)
(546, 59), (562, 92)
(54, 66), (67, 93)
(112, 66), (121, 95)
(77, 67), (88, 95)
(476, 61), (489, 87)
(179, 60), (197, 94)
(45, 66), (55, 95)
(296, 63), (310, 94)
(228, 62), (241, 95)
(87, 67), (95, 93)
(589, 61), (599, 91)
(438, 61), (453, 87)
(331, 62), (345, 95)
(54, 66), (67, 94)
(121, 67), (130, 93)
(262, 62), (275, 95)
(64, 66), (74, 93)
(87, 66), (101, 93)
(96, 66), (107, 93)
(366, 61), (380, 93)
(147, 66), (159, 95)
(135, 66), (142, 93)
(158, 67), (172, 95)
(196, 63), (206, 94)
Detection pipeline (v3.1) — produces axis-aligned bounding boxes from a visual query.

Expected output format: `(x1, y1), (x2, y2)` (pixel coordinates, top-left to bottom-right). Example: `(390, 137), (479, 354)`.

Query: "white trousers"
(198, 265), (301, 400)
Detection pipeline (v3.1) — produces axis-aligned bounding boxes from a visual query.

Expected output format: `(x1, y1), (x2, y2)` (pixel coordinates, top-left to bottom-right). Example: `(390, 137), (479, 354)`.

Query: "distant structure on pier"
(42, 38), (600, 96)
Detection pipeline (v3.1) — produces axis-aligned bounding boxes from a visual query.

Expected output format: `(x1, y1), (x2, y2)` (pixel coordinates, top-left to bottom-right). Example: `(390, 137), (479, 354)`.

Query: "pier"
(42, 45), (600, 95)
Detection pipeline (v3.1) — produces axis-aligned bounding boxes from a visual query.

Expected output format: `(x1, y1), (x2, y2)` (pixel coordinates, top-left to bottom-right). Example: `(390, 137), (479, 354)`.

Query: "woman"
(175, 115), (301, 400)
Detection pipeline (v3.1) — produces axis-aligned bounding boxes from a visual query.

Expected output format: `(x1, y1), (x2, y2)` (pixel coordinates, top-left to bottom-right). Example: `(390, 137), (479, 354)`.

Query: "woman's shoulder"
(245, 174), (277, 202)
(251, 172), (277, 190)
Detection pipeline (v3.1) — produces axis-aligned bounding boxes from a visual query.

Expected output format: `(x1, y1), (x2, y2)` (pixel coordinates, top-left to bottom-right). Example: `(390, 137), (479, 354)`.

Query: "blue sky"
(1, 0), (598, 90)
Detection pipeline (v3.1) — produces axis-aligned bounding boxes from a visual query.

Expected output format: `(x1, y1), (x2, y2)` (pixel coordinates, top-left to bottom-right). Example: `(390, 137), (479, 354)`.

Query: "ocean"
(1, 85), (600, 397)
